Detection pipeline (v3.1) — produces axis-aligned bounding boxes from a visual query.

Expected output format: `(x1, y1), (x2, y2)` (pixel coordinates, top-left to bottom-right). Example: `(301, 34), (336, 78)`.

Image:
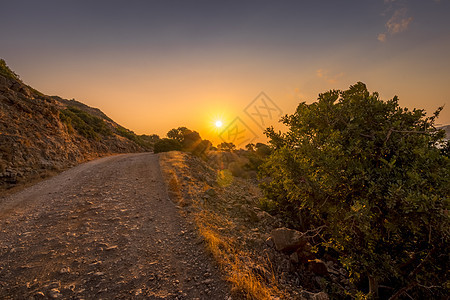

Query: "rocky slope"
(0, 59), (152, 190)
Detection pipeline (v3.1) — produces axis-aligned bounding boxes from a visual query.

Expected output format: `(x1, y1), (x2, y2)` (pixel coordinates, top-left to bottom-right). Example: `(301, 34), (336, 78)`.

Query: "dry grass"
(159, 152), (188, 206)
(166, 169), (184, 204)
(195, 210), (282, 299)
(159, 151), (287, 299)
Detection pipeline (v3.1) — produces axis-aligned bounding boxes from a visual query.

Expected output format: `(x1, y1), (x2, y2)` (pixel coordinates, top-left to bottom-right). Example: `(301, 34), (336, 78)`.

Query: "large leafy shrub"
(261, 82), (449, 298)
(153, 138), (182, 153)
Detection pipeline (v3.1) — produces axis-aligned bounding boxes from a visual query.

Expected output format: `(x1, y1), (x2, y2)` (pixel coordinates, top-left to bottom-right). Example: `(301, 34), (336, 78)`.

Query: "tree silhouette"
(218, 142), (236, 152)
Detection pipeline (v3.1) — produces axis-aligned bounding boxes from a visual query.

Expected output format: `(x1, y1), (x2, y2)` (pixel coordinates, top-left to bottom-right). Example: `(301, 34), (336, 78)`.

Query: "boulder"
(270, 227), (307, 253)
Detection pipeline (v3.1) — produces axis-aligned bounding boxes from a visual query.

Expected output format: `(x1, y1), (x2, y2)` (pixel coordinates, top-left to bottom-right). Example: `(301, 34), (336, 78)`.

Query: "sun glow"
(204, 110), (232, 144)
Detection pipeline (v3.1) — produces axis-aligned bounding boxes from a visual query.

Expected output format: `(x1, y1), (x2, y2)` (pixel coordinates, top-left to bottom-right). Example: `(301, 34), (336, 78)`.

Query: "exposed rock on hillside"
(270, 227), (308, 253)
(0, 59), (152, 189)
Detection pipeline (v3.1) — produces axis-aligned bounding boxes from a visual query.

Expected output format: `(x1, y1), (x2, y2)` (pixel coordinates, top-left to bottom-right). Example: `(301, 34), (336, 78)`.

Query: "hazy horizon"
(1, 0), (449, 145)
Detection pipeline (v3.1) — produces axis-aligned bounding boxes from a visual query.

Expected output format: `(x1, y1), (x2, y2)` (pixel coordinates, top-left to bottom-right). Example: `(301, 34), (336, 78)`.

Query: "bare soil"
(0, 153), (230, 299)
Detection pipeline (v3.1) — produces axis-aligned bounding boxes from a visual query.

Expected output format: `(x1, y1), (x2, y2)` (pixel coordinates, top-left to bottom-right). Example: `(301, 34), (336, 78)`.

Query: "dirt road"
(0, 153), (230, 299)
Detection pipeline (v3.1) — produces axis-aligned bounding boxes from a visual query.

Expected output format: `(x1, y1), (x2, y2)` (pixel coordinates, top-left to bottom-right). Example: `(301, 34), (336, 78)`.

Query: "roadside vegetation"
(159, 151), (287, 299)
(115, 125), (158, 149)
(260, 82), (449, 299)
(160, 82), (449, 299)
(0, 59), (20, 81)
(60, 106), (112, 140)
(154, 127), (212, 156)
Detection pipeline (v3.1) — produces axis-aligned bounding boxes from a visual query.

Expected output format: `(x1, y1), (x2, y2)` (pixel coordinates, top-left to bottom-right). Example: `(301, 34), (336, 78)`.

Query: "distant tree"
(245, 143), (255, 152)
(182, 129), (202, 152)
(147, 134), (160, 142)
(261, 82), (449, 299)
(153, 138), (182, 153)
(193, 139), (212, 157)
(255, 142), (272, 157)
(218, 142), (236, 152)
(165, 127), (211, 157)
(167, 127), (188, 143)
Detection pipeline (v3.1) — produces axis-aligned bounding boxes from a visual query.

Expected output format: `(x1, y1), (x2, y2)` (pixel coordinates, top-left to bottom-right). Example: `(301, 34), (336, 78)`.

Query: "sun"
(215, 120), (223, 128)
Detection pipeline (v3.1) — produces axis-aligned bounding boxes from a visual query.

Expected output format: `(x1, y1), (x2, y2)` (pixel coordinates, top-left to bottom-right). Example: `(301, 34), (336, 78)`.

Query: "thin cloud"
(287, 88), (306, 102)
(386, 9), (413, 34)
(377, 7), (413, 42)
(316, 69), (344, 84)
(377, 33), (387, 42)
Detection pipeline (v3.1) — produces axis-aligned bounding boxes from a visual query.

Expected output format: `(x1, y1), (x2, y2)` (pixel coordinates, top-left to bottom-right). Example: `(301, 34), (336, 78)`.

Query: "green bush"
(153, 138), (182, 153)
(243, 142), (272, 171)
(59, 106), (111, 140)
(0, 59), (20, 81)
(261, 82), (449, 299)
(115, 126), (157, 149)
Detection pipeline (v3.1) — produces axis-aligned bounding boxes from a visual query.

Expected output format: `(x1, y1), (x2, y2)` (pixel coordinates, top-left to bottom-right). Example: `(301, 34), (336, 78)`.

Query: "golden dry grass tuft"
(195, 206), (284, 299)
(159, 152), (187, 206)
(166, 170), (183, 204)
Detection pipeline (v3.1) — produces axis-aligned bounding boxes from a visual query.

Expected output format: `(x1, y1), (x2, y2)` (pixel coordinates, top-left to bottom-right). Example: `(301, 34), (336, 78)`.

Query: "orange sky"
(1, 1), (449, 147)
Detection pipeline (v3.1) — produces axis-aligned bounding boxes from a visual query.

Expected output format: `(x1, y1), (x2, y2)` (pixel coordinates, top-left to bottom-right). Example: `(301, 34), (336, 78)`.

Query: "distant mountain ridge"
(0, 59), (157, 189)
(438, 124), (450, 140)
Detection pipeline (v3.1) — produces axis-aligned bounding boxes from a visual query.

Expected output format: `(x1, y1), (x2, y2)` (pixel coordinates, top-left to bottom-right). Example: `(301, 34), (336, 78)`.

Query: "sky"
(1, 0), (449, 146)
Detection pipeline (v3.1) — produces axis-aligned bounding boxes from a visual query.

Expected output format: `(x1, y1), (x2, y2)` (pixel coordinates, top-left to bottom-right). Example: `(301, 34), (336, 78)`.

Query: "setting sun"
(215, 120), (223, 128)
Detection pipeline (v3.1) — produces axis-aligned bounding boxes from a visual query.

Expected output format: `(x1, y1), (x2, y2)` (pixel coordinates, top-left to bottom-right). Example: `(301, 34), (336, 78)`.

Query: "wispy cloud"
(316, 69), (344, 84)
(287, 87), (306, 102)
(378, 4), (413, 42)
(377, 33), (387, 42)
(386, 8), (413, 34)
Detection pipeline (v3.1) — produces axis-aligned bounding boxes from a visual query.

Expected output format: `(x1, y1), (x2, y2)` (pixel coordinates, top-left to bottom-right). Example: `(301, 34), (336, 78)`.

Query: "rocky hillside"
(0, 59), (154, 190)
